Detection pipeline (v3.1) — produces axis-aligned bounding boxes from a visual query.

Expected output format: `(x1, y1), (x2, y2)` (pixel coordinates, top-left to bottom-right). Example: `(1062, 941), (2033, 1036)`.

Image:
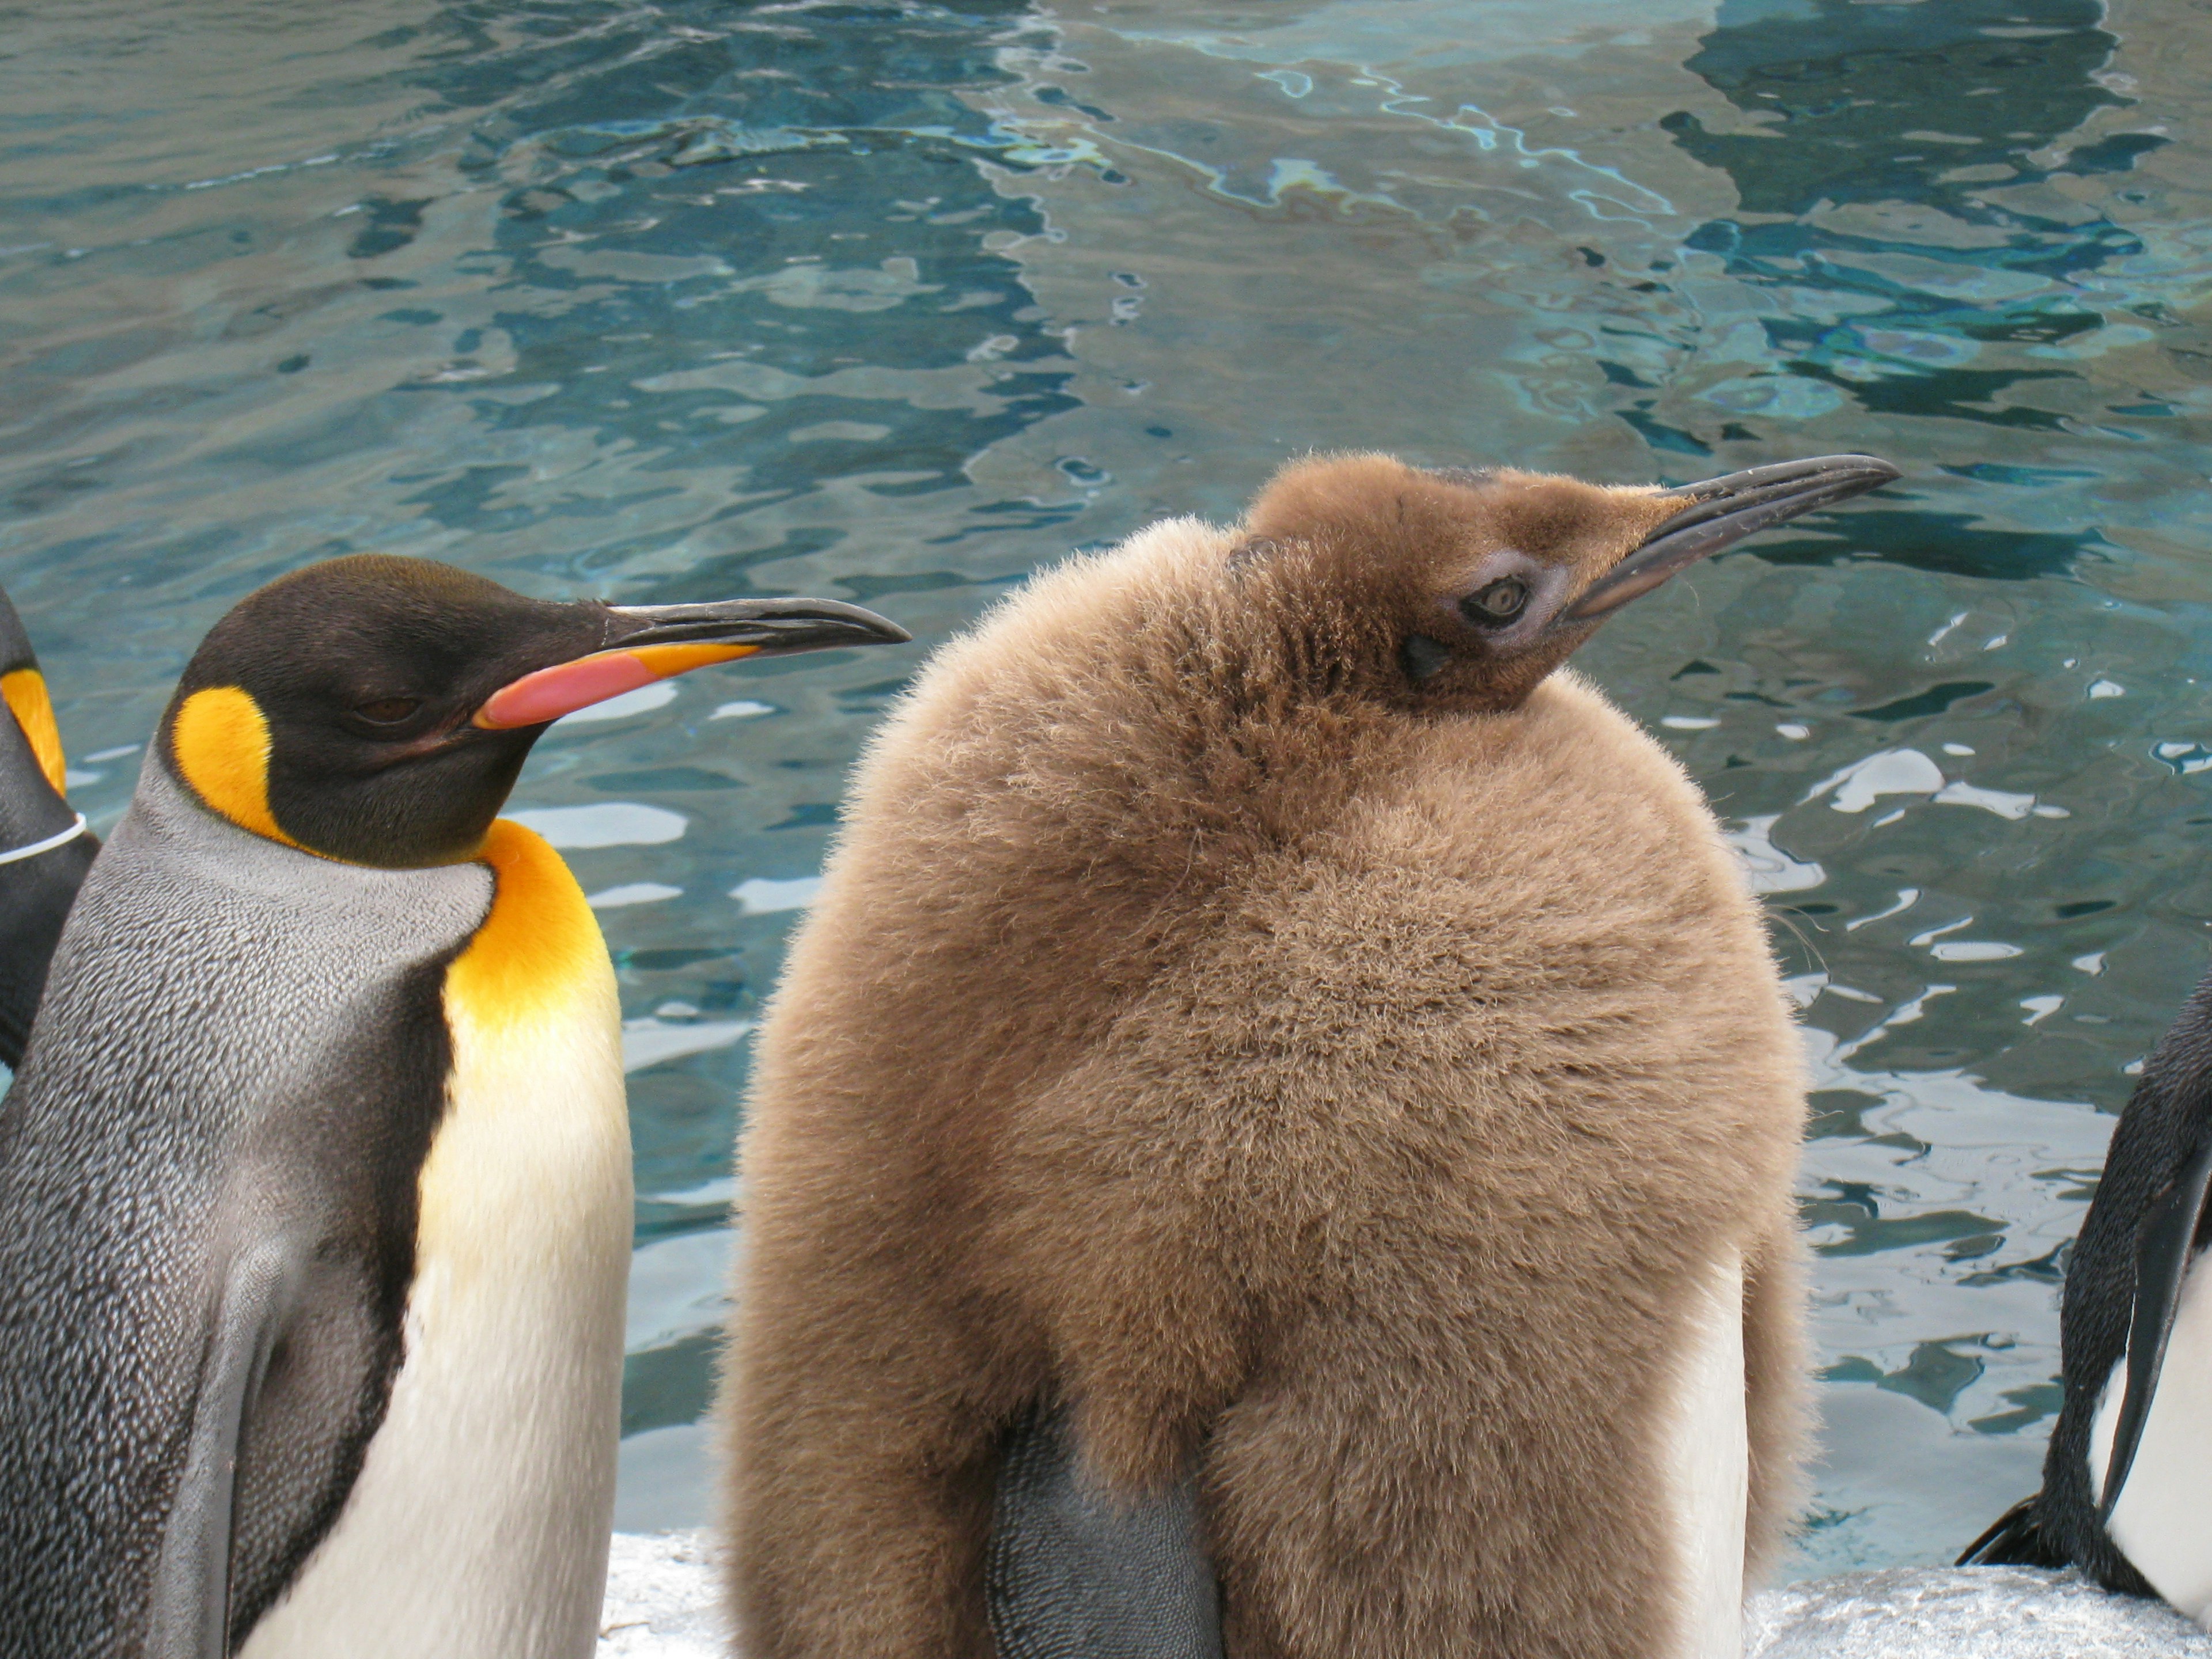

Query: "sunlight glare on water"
(5, 0), (2211, 1567)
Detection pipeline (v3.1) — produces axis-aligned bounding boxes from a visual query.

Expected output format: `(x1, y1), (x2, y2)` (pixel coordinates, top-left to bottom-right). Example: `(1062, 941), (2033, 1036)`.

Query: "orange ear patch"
(1, 668), (67, 797)
(170, 686), (300, 847)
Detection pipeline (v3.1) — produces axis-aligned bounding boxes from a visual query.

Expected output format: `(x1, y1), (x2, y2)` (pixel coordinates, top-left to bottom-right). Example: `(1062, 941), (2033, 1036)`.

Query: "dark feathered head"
(160, 555), (908, 867)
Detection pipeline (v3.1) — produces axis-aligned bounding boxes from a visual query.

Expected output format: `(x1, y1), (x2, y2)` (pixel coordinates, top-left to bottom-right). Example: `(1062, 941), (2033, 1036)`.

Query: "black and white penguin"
(1961, 964), (2212, 1626)
(0, 555), (905, 1658)
(0, 584), (98, 1073)
(725, 453), (1897, 1659)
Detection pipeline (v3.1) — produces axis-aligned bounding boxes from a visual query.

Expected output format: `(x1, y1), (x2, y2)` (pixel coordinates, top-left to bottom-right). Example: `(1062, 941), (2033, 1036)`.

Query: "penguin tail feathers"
(1956, 1494), (2068, 1569)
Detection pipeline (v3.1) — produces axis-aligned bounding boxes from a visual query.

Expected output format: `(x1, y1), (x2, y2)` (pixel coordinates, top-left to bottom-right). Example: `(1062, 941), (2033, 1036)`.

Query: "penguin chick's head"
(1240, 452), (1898, 711)
(160, 555), (908, 868)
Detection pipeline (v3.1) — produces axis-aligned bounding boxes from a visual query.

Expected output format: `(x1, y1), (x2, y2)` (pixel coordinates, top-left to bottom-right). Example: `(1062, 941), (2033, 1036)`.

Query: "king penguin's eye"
(1463, 578), (1530, 626)
(353, 697), (423, 725)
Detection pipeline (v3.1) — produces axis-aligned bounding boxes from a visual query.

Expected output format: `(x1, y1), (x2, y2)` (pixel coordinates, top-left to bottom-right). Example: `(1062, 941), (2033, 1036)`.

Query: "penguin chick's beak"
(1564, 454), (1902, 624)
(474, 597), (911, 729)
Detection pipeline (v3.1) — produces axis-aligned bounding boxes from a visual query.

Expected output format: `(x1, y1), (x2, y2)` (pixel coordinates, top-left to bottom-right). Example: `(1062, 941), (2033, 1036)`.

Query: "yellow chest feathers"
(419, 819), (630, 1286)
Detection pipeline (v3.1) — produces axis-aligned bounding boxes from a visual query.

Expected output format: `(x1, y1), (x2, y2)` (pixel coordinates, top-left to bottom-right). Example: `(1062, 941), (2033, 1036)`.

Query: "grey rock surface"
(1744, 1565), (2212, 1658)
(597, 1533), (2212, 1657)
(598, 1531), (723, 1658)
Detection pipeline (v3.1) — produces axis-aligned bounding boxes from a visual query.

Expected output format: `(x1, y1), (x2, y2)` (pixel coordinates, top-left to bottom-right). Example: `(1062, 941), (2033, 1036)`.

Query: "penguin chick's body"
(1962, 964), (2212, 1626)
(0, 584), (98, 1071)
(726, 452), (1896, 1659)
(0, 556), (905, 1658)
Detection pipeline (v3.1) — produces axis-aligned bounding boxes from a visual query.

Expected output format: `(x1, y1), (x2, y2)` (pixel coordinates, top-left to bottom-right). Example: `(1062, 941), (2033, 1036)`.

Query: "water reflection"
(1671, 0), (2134, 219)
(6, 0), (2212, 1565)
(1783, 1003), (2113, 1568)
(1667, 0), (2158, 575)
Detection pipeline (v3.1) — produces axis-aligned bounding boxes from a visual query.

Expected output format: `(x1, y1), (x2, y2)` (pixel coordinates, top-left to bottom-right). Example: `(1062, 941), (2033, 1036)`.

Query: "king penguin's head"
(158, 555), (908, 868)
(1236, 452), (1899, 712)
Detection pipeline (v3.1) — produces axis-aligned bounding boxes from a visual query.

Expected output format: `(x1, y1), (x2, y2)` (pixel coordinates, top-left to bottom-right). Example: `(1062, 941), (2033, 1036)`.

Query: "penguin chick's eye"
(353, 696), (424, 725)
(1461, 578), (1529, 627)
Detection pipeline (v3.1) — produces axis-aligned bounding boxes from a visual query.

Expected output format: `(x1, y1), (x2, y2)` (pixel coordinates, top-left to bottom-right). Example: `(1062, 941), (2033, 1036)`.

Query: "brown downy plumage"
(722, 451), (1897, 1658)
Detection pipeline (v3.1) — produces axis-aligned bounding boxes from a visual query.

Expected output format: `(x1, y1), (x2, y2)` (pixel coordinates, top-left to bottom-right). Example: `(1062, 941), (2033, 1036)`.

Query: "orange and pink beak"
(474, 597), (910, 730)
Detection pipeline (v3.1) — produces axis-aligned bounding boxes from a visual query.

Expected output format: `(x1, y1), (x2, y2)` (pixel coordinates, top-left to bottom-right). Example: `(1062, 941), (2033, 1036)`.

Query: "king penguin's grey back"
(0, 760), (490, 1652)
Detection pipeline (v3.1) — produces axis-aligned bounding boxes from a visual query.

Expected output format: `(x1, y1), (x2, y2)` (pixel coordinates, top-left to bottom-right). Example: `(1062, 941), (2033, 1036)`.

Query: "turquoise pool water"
(5, 0), (2209, 1571)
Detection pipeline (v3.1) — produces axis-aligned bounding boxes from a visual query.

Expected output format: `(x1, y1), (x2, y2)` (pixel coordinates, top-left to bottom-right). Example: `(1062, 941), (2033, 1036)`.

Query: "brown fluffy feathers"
(720, 453), (1809, 1658)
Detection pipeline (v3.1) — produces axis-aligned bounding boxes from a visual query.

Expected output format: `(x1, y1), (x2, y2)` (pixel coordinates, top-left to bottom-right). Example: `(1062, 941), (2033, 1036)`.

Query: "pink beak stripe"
(474, 643), (758, 729)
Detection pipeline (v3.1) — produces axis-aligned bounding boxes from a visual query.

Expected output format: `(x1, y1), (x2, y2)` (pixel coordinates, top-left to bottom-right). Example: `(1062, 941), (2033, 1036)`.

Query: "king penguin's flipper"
(987, 1408), (1222, 1659)
(145, 1172), (435, 1658)
(1957, 1493), (2068, 1569)
(148, 1239), (309, 1659)
(2101, 1137), (2212, 1519)
(0, 582), (97, 1070)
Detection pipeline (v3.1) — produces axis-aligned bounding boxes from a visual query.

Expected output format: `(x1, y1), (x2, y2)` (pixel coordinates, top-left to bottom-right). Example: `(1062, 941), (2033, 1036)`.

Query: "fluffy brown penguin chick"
(722, 451), (1897, 1659)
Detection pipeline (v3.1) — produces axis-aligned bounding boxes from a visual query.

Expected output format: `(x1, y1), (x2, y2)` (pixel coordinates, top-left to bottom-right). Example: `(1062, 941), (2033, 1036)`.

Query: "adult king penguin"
(1961, 963), (2212, 1627)
(0, 555), (906, 1659)
(0, 584), (98, 1073)
(724, 452), (1897, 1659)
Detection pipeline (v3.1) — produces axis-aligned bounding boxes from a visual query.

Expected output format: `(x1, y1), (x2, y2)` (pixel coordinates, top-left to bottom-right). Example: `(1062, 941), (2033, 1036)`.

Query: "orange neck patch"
(445, 819), (611, 1026)
(169, 685), (301, 848)
(1, 668), (67, 797)
(419, 816), (624, 1291)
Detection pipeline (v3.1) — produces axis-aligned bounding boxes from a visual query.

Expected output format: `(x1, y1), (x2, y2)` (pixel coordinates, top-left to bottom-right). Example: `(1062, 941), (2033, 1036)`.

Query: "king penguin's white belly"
(2090, 1243), (2212, 1627)
(241, 823), (631, 1659)
(1661, 1248), (1747, 1659)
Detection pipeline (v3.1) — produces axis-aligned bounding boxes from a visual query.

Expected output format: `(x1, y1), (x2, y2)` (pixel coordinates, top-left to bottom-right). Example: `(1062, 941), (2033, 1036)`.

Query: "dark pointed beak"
(601, 596), (911, 656)
(475, 596), (910, 729)
(1564, 454), (1901, 623)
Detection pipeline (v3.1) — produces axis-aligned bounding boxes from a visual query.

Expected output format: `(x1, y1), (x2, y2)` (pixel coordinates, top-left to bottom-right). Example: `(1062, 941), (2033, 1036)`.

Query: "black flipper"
(1958, 1494), (2069, 1569)
(146, 1237), (308, 1659)
(2101, 1136), (2212, 1521)
(988, 1407), (1222, 1659)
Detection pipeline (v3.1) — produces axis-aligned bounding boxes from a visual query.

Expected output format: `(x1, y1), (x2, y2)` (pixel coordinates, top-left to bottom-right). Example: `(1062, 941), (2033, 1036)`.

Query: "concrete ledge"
(599, 1534), (2212, 1657)
(1746, 1566), (2212, 1657)
(599, 1532), (723, 1657)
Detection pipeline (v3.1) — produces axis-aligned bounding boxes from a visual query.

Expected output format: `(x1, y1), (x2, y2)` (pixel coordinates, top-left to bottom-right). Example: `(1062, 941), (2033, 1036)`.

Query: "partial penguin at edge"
(0, 582), (97, 1080)
(1963, 961), (2212, 1631)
